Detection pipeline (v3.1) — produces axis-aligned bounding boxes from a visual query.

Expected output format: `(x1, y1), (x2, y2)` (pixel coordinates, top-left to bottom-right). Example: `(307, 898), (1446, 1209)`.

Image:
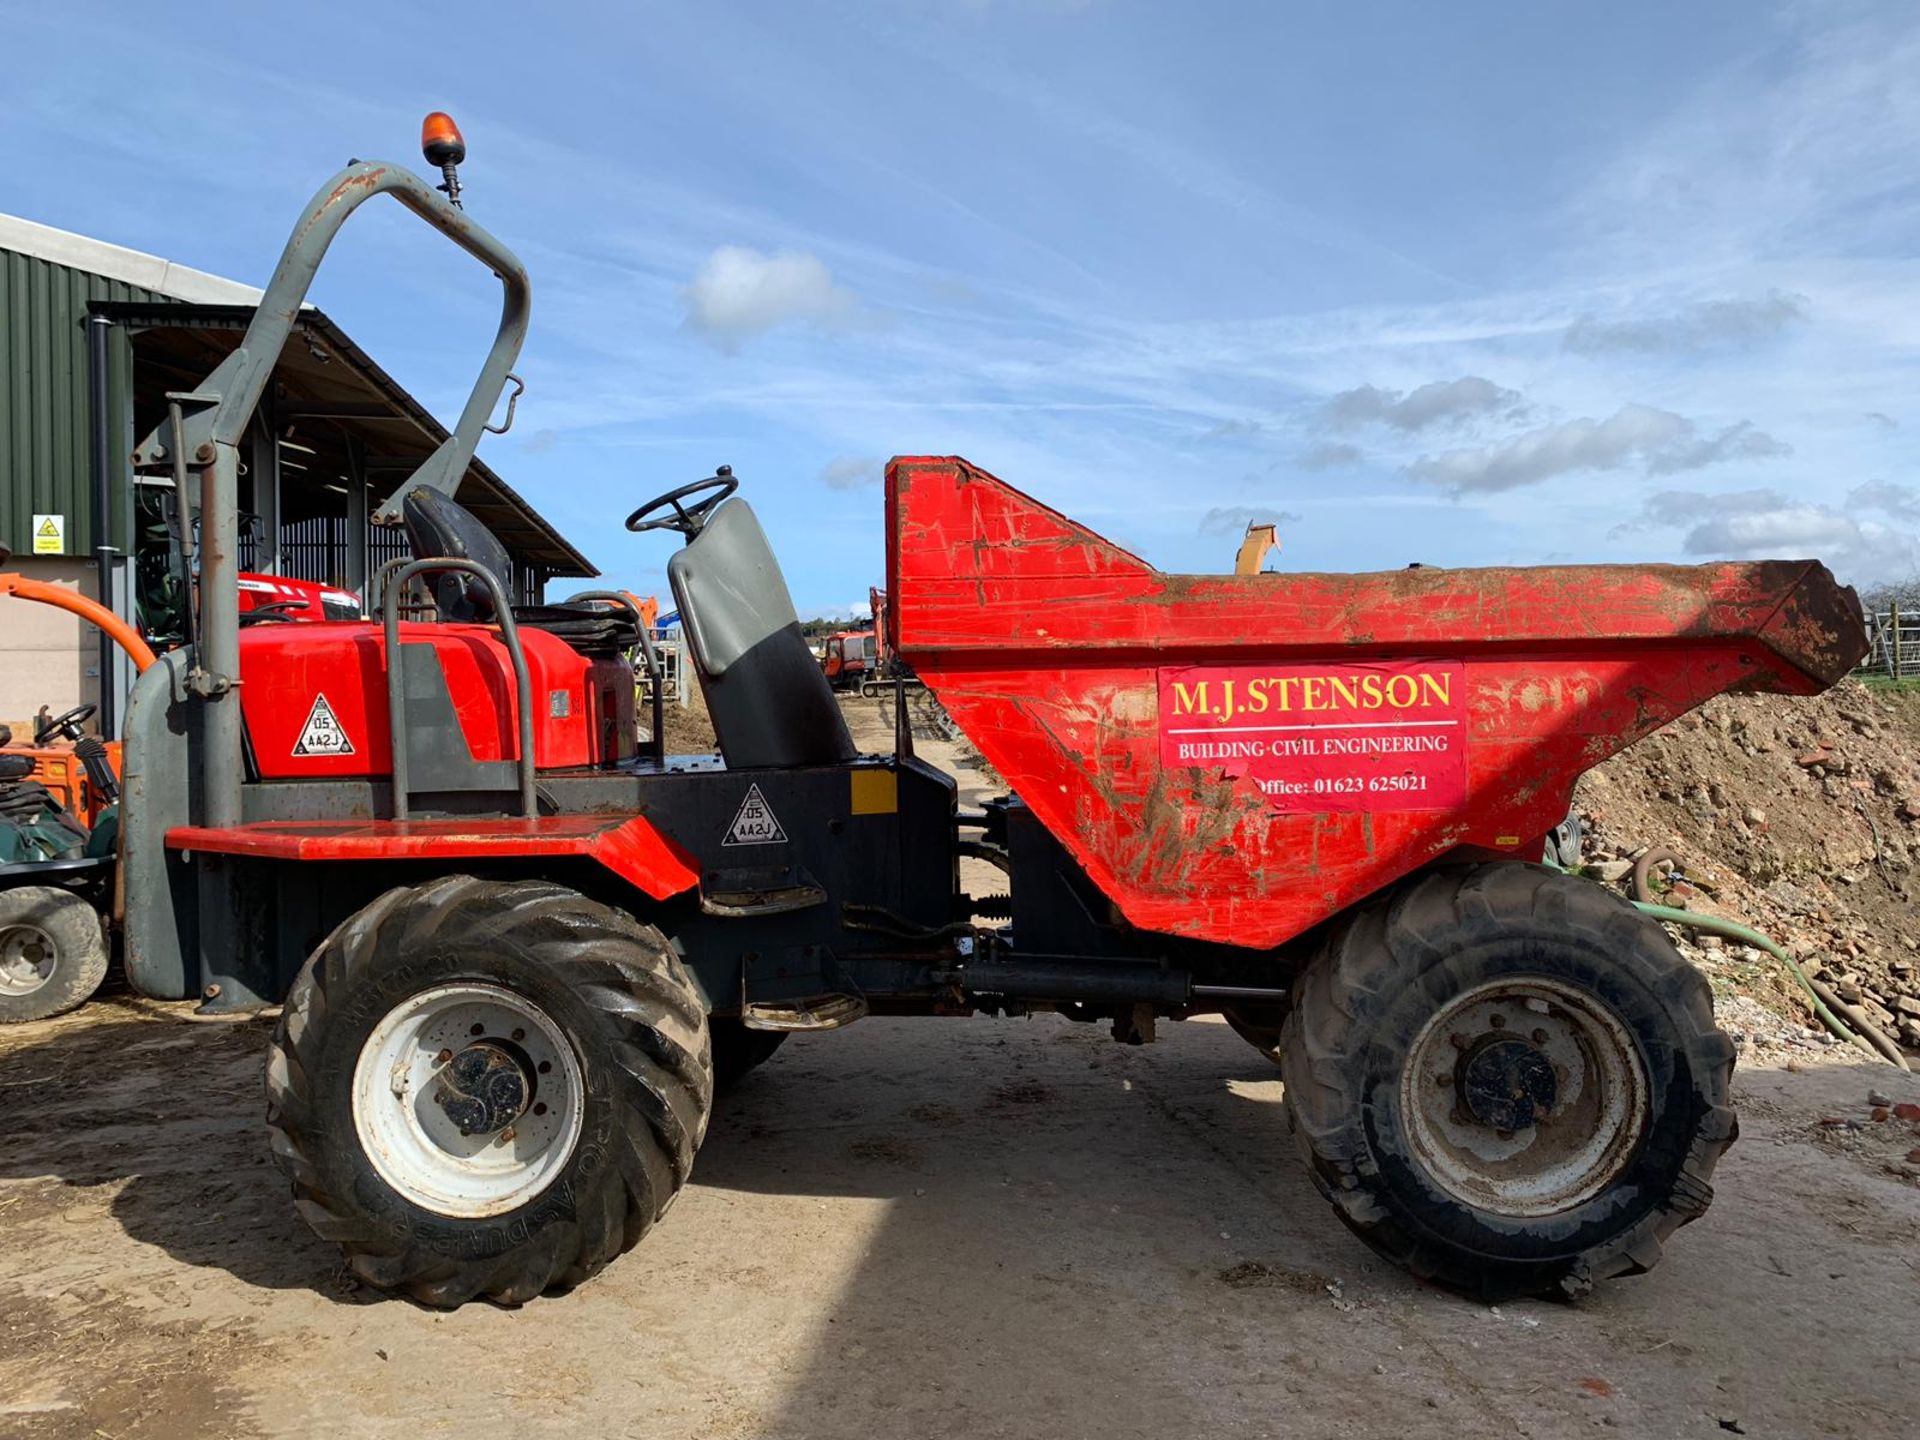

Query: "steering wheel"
(35, 703), (96, 746)
(240, 599), (309, 625)
(625, 465), (740, 537)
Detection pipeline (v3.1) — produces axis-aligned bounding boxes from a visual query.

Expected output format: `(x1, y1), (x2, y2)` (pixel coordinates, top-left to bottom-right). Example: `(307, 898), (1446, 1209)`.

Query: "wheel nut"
(1450, 1033), (1469, 1050)
(1531, 1029), (1548, 1045)
(469, 1023), (484, 1036)
(538, 1060), (552, 1074)
(1435, 1073), (1453, 1087)
(1489, 1014), (1506, 1030)
(434, 1048), (453, 1065)
(511, 1028), (526, 1042)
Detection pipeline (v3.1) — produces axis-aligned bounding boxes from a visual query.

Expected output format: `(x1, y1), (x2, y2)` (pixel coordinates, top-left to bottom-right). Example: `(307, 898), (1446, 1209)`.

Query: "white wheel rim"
(352, 983), (585, 1219)
(0, 924), (55, 997)
(1401, 977), (1649, 1217)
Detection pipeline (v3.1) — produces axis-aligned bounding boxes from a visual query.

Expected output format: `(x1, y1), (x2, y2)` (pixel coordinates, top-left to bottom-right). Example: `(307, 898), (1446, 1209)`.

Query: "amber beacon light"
(421, 111), (467, 207)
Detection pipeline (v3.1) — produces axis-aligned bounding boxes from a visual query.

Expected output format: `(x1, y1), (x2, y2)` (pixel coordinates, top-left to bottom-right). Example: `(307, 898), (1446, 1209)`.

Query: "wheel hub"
(0, 924), (55, 997)
(351, 983), (585, 1219)
(435, 1041), (533, 1137)
(1401, 978), (1649, 1217)
(1458, 1036), (1558, 1132)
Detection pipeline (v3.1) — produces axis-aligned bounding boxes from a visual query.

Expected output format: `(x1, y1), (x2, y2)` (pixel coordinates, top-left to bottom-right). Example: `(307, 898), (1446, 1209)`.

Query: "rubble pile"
(1574, 682), (1920, 1059)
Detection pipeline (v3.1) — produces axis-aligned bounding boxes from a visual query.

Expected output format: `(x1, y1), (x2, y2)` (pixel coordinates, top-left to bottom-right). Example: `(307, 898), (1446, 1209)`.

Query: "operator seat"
(667, 498), (856, 769)
(398, 488), (639, 656)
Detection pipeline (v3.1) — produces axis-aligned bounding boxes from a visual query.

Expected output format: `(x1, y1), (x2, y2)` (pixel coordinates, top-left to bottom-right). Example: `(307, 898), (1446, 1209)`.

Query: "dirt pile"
(656, 681), (718, 754)
(1574, 681), (1920, 1059)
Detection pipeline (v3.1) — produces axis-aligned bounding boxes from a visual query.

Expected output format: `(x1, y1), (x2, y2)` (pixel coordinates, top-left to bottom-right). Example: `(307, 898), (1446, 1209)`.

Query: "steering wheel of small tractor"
(240, 599), (309, 625)
(625, 466), (740, 537)
(35, 703), (96, 746)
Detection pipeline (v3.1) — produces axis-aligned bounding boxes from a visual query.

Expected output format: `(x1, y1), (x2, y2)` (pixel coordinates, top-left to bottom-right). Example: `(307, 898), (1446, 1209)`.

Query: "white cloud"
(681, 246), (859, 349)
(819, 455), (882, 490)
(1625, 487), (1918, 586)
(1324, 376), (1522, 432)
(1563, 292), (1806, 354)
(1197, 505), (1303, 537)
(1408, 405), (1788, 493)
(1570, 11), (1920, 267)
(1848, 479), (1920, 523)
(1202, 417), (1264, 439)
(1298, 442), (1362, 471)
(1644, 419), (1792, 476)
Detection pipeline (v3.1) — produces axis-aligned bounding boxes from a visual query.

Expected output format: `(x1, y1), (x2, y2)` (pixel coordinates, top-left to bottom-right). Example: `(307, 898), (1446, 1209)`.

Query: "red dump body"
(887, 457), (1867, 951)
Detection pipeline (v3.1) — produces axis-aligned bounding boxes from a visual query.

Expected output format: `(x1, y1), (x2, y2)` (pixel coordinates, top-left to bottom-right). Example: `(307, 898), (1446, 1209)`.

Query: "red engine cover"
(238, 622), (634, 779)
(237, 573), (361, 620)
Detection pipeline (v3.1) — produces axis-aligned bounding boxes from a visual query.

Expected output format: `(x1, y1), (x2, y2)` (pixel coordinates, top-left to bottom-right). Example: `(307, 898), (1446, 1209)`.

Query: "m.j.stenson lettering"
(1168, 670), (1452, 724)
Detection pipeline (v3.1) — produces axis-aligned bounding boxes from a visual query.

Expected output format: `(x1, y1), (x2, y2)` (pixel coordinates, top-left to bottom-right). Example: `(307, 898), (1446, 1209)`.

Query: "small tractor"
(0, 551), (156, 1021)
(100, 118), (1865, 1307)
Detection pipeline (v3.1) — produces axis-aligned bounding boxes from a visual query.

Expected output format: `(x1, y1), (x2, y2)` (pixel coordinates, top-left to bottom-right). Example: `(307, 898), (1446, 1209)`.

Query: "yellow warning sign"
(31, 514), (64, 555)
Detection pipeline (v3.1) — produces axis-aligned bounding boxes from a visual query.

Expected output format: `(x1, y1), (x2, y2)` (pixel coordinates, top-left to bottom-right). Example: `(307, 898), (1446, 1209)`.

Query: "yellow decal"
(850, 768), (898, 816)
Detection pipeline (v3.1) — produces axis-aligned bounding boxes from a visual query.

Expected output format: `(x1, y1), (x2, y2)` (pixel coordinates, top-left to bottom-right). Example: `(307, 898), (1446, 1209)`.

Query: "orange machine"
(0, 564), (155, 825)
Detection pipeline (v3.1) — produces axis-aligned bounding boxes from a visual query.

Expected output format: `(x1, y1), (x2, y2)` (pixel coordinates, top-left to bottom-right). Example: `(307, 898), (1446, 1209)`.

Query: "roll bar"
(384, 558), (538, 821)
(131, 156), (531, 830)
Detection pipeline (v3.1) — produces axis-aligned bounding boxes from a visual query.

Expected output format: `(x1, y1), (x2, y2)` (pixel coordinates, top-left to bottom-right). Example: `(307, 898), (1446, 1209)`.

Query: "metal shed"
(0, 212), (594, 733)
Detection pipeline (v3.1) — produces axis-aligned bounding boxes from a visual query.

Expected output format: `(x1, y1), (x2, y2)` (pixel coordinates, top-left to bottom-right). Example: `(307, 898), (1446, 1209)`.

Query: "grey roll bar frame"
(132, 158), (531, 832)
(382, 557), (538, 821)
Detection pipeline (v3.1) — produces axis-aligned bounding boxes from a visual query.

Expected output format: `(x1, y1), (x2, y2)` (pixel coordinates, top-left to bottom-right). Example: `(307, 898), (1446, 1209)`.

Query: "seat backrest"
(400, 487), (514, 621)
(667, 499), (855, 769)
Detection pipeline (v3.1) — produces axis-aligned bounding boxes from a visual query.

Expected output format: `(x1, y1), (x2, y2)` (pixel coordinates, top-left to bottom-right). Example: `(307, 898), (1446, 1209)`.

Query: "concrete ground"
(1, 693), (1917, 1439)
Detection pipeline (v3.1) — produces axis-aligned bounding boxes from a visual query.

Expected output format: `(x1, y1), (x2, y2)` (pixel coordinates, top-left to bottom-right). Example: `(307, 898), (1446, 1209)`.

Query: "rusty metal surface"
(885, 456), (1870, 953)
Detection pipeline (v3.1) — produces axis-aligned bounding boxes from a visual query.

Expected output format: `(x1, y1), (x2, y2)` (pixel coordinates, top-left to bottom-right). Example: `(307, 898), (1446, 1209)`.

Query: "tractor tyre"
(265, 875), (713, 1308)
(709, 1019), (788, 1089)
(0, 886), (109, 1024)
(1279, 863), (1735, 1300)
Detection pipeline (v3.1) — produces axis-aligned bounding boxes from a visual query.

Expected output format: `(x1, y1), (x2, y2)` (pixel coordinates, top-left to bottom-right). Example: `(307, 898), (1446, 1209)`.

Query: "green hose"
(1629, 901), (1886, 1063)
(1541, 850), (1894, 1065)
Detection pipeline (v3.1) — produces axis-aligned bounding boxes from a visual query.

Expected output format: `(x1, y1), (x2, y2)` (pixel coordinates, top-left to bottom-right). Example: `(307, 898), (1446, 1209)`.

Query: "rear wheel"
(1280, 863), (1735, 1299)
(265, 876), (712, 1307)
(709, 1019), (788, 1089)
(0, 886), (108, 1024)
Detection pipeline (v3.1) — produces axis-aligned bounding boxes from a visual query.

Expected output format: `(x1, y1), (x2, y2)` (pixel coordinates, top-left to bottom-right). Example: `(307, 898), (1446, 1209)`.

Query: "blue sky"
(7, 0), (1919, 615)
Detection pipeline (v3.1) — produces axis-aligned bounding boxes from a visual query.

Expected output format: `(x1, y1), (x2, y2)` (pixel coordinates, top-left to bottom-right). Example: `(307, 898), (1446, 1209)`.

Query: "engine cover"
(238, 621), (634, 780)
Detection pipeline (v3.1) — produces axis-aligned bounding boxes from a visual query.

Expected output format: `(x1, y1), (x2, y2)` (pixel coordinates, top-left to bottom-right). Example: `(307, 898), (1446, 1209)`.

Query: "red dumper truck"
(105, 119), (1865, 1306)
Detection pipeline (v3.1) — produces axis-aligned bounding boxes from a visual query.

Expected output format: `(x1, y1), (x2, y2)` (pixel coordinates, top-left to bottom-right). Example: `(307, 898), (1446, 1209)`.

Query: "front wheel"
(266, 876), (713, 1307)
(1280, 863), (1735, 1300)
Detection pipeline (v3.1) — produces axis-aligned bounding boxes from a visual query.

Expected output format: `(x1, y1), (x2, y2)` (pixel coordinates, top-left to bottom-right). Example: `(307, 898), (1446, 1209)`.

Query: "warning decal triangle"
(292, 692), (356, 757)
(724, 783), (788, 846)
